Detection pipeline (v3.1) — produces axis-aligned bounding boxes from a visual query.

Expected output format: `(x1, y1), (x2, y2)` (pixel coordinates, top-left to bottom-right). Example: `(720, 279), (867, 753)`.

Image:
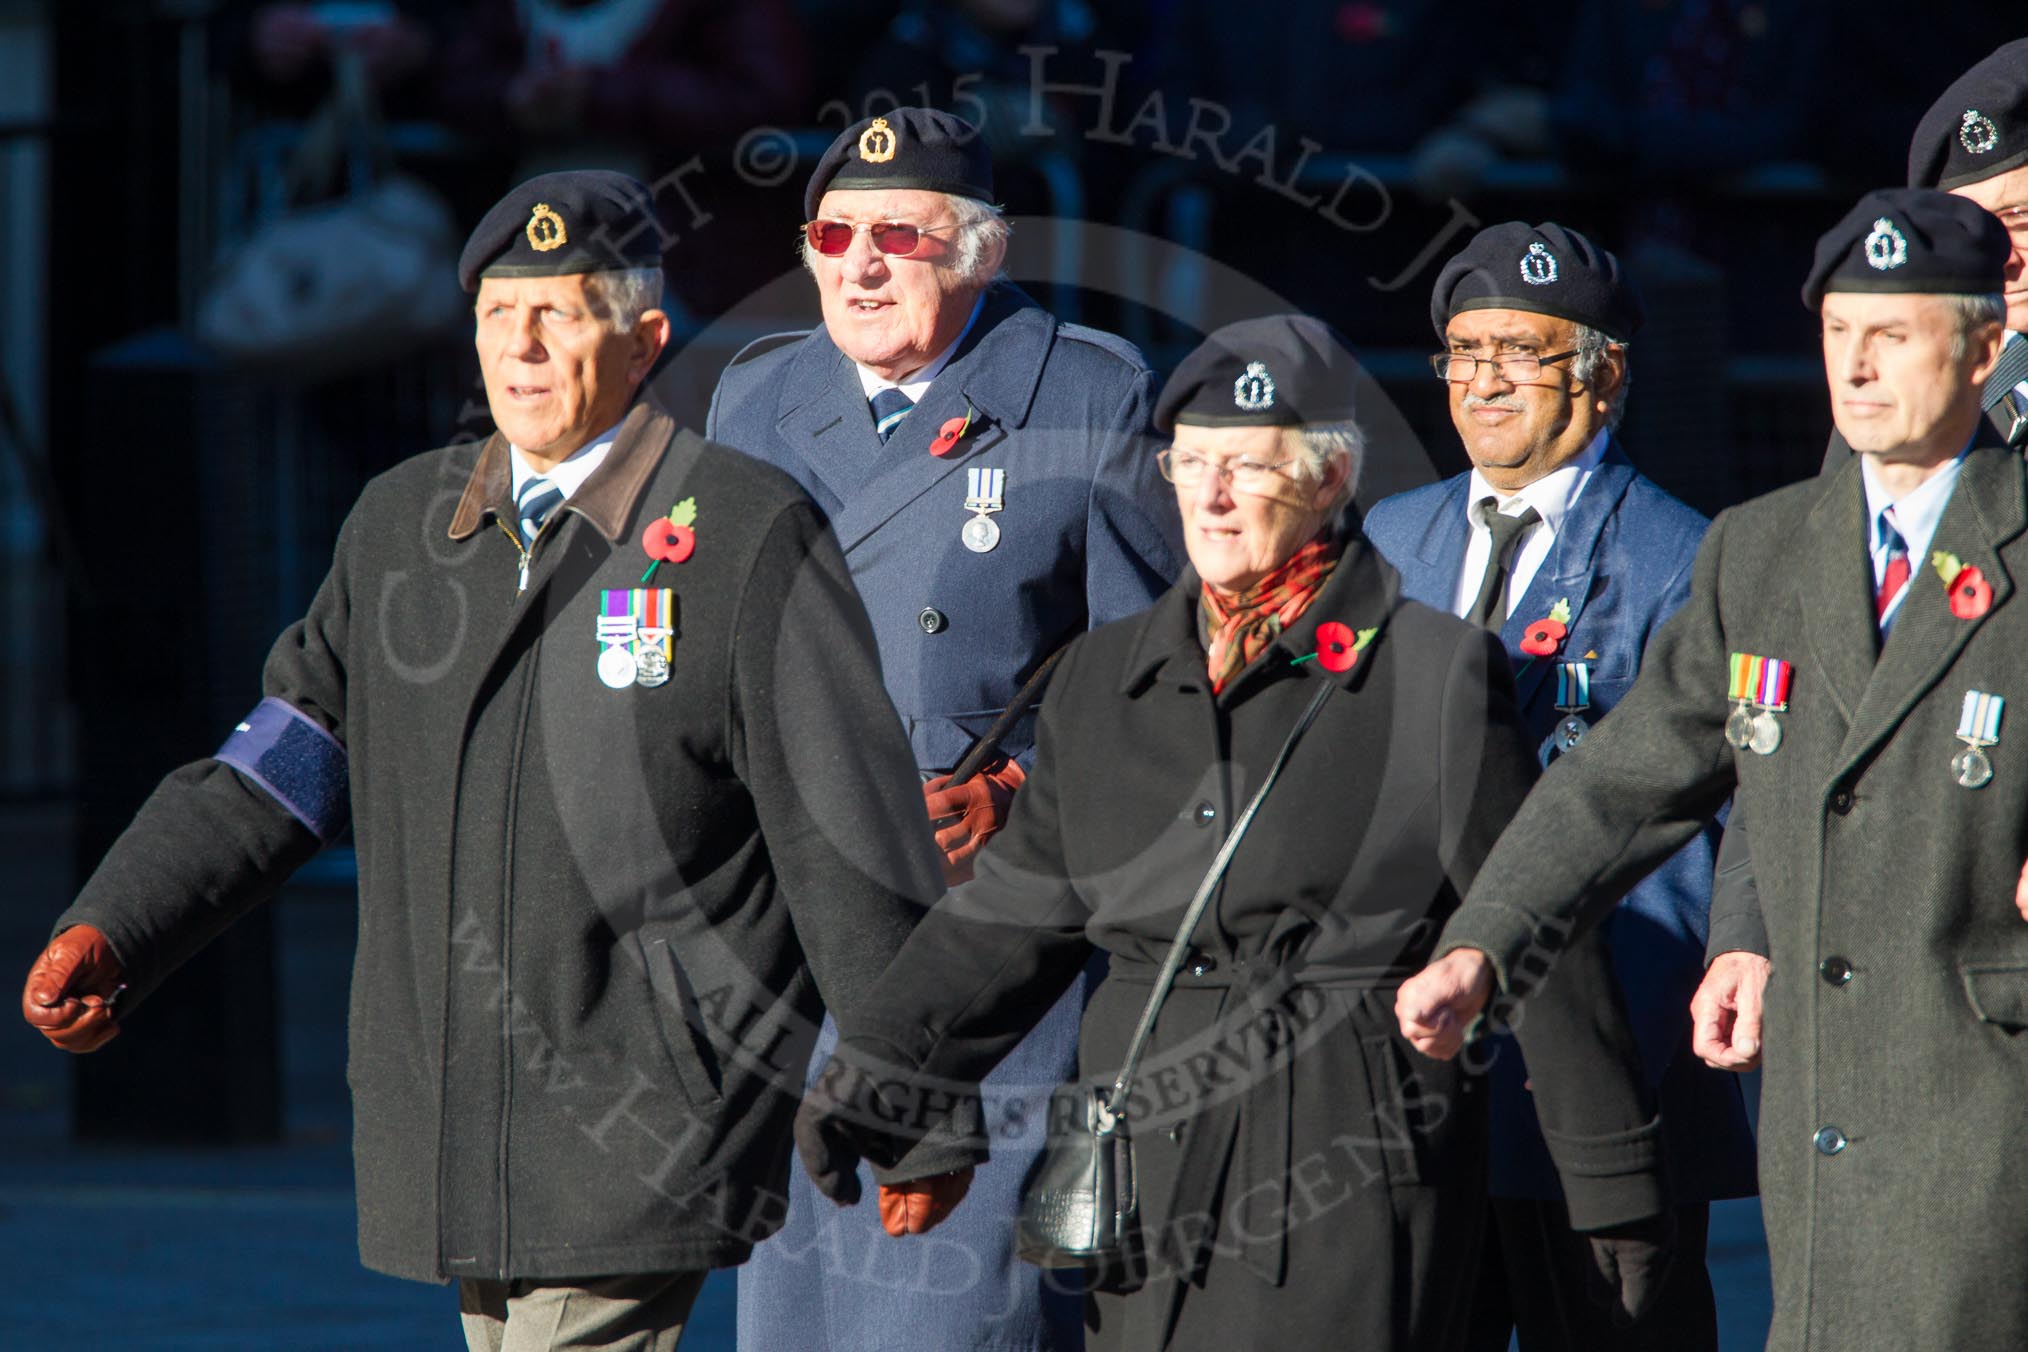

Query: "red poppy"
(930, 415), (971, 457)
(642, 518), (695, 564)
(1520, 617), (1568, 657)
(1315, 621), (1359, 672)
(1949, 565), (1993, 620)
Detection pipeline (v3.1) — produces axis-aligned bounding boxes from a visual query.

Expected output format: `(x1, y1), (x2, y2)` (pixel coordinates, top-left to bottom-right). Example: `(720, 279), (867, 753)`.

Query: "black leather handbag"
(1014, 678), (1336, 1283)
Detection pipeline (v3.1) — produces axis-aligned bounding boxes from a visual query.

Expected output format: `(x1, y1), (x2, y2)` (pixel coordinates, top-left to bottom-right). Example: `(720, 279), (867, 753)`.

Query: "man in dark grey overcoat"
(711, 108), (1180, 1352)
(1702, 34), (2028, 1072)
(20, 171), (960, 1350)
(1398, 189), (2026, 1351)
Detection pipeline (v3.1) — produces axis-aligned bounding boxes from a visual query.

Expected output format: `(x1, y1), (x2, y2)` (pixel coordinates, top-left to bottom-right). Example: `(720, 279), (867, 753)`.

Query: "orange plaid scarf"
(1200, 533), (1341, 694)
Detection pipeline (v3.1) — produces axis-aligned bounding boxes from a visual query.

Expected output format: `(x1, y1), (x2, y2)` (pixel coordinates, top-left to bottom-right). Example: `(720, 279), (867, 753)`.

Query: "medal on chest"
(961, 466), (1005, 553)
(1725, 652), (1792, 755)
(1553, 661), (1591, 753)
(597, 588), (675, 690)
(1951, 689), (2004, 789)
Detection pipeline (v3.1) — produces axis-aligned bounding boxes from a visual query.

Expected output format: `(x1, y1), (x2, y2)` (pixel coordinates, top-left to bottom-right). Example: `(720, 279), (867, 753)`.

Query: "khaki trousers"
(459, 1271), (706, 1352)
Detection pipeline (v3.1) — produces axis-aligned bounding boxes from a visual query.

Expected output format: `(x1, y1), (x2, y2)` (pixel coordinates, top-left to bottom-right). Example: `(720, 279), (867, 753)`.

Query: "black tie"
(870, 388), (914, 443)
(1466, 498), (1541, 629)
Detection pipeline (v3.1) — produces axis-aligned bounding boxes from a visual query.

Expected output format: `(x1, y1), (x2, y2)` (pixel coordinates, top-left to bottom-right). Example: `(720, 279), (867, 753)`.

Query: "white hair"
(798, 193), (1010, 286)
(583, 267), (665, 332)
(1945, 293), (2007, 359)
(1568, 324), (1632, 431)
(1284, 421), (1363, 509)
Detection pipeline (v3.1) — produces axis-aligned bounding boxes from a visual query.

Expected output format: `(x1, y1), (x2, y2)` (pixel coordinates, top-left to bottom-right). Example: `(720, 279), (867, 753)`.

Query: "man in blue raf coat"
(1364, 221), (1758, 1352)
(709, 107), (1181, 1351)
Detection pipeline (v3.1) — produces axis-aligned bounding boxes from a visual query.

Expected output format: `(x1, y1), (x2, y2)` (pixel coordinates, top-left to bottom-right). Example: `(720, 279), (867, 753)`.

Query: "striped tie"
(870, 388), (914, 443)
(1875, 506), (1909, 629)
(517, 476), (563, 546)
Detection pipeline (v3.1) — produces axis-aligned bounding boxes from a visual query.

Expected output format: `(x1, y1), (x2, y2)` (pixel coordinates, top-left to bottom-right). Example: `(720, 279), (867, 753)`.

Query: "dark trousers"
(1463, 1199), (1716, 1352)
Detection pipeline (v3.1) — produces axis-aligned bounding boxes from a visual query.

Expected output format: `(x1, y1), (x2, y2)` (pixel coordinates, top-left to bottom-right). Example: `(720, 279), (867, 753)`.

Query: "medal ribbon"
(1757, 657), (1791, 711)
(637, 588), (673, 660)
(1557, 661), (1590, 711)
(964, 467), (1006, 514)
(598, 589), (635, 646)
(1958, 690), (2005, 744)
(1727, 652), (1756, 702)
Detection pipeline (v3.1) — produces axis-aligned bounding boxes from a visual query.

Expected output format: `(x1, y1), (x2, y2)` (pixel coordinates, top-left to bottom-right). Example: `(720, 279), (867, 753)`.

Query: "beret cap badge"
(1233, 361), (1276, 412)
(858, 116), (898, 164)
(526, 203), (567, 253)
(1960, 109), (2000, 155)
(1520, 241), (1558, 286)
(1864, 217), (1909, 271)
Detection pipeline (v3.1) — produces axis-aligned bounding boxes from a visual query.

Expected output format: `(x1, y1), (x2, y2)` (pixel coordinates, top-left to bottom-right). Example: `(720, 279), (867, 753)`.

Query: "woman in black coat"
(796, 316), (1669, 1351)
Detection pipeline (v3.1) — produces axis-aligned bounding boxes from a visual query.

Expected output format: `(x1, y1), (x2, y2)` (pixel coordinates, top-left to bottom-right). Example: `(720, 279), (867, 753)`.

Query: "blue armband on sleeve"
(214, 697), (351, 843)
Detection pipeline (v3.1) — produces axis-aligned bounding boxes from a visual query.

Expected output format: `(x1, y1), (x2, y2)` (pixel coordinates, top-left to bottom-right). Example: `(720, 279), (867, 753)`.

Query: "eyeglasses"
(803, 219), (960, 257)
(1430, 349), (1580, 384)
(1156, 448), (1295, 490)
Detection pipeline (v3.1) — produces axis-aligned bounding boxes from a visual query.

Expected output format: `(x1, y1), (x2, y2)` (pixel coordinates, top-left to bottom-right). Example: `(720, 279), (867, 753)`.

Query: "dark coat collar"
(447, 397), (673, 543)
(1117, 528), (1401, 697)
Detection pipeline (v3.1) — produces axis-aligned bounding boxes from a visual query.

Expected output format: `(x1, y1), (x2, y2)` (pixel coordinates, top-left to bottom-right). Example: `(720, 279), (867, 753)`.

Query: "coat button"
(1193, 801), (1216, 826)
(1186, 951), (1218, 976)
(1813, 1126), (1847, 1156)
(1829, 787), (1855, 815)
(1820, 956), (1854, 986)
(918, 607), (947, 634)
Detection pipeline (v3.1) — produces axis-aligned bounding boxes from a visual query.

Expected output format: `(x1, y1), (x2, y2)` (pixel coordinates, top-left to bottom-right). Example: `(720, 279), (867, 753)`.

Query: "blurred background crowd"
(0, 0), (2020, 1156)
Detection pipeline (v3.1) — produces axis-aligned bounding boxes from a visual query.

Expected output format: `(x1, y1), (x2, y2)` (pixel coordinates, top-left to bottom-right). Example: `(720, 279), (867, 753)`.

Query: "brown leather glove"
(878, 1168), (974, 1236)
(922, 757), (1026, 885)
(1584, 1210), (1679, 1328)
(21, 925), (126, 1053)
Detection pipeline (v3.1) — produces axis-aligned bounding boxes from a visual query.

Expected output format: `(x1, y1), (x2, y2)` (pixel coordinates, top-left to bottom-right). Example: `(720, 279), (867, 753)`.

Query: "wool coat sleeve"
(1438, 513), (1739, 991)
(726, 499), (952, 1028)
(54, 494), (360, 1007)
(830, 639), (1098, 1097)
(1435, 626), (1669, 1228)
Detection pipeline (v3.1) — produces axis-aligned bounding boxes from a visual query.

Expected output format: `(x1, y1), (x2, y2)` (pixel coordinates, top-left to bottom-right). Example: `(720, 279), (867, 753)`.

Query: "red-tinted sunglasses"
(803, 219), (959, 257)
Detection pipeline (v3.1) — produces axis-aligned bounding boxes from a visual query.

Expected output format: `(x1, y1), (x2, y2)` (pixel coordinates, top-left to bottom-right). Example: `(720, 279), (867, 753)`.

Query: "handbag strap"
(1105, 675), (1337, 1114)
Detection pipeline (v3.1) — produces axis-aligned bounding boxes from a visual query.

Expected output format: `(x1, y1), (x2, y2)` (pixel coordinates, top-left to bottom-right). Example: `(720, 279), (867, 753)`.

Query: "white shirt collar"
(1463, 428), (1610, 531)
(852, 292), (988, 404)
(1859, 438), (1973, 565)
(508, 418), (625, 503)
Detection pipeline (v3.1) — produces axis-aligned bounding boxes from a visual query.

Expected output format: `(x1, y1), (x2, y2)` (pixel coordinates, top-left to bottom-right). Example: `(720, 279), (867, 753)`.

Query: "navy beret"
(1155, 315), (1361, 434)
(1802, 188), (2011, 310)
(1430, 221), (1643, 343)
(803, 108), (995, 220)
(458, 170), (665, 293)
(1907, 38), (2028, 191)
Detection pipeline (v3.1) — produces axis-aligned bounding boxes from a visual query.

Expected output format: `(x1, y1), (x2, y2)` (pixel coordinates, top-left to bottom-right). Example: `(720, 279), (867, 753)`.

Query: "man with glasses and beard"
(708, 107), (1180, 1352)
(1365, 221), (1756, 1352)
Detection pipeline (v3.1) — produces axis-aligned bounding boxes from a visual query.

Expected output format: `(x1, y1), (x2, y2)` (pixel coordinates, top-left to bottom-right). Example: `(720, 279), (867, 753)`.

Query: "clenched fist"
(22, 925), (126, 1053)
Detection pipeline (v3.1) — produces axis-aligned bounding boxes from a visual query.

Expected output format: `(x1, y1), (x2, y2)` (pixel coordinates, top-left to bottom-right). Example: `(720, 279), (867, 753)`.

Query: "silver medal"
(1748, 710), (1783, 756)
(1953, 745), (1994, 790)
(962, 466), (1005, 555)
(597, 644), (638, 690)
(1555, 714), (1589, 753)
(633, 645), (670, 688)
(961, 515), (1001, 553)
(1725, 703), (1755, 750)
